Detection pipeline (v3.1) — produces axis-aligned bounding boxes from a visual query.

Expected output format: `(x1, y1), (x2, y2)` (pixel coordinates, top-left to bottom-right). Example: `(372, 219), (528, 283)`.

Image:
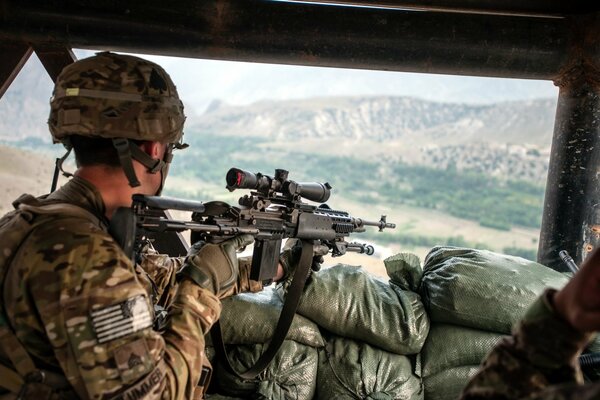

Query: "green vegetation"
(172, 132), (545, 232)
(7, 132), (544, 255)
(361, 231), (489, 250)
(385, 164), (544, 229)
(502, 246), (537, 261)
(362, 230), (537, 261)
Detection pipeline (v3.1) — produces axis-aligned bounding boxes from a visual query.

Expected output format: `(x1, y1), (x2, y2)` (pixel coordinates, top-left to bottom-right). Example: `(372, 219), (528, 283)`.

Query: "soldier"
(0, 52), (268, 399)
(460, 248), (600, 399)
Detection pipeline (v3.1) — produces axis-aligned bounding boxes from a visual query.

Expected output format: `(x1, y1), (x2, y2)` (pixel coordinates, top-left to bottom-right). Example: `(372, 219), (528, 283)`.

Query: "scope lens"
(226, 168), (258, 190)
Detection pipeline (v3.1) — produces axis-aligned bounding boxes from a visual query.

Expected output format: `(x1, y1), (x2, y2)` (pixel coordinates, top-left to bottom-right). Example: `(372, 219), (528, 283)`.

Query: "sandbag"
(423, 365), (480, 400)
(209, 286), (324, 348)
(421, 246), (568, 333)
(317, 335), (423, 400)
(384, 252), (423, 292)
(279, 264), (430, 355)
(421, 324), (505, 377)
(213, 340), (318, 400)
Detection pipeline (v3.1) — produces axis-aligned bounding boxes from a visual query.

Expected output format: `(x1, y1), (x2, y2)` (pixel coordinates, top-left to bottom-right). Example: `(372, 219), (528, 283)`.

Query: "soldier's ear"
(140, 141), (162, 158)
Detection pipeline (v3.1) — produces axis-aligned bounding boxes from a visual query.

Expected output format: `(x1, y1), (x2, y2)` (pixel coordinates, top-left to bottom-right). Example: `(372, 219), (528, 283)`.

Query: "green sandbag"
(423, 365), (480, 400)
(213, 340), (318, 400)
(421, 246), (568, 334)
(421, 324), (505, 377)
(209, 287), (324, 348)
(279, 264), (430, 355)
(317, 335), (423, 400)
(384, 252), (423, 292)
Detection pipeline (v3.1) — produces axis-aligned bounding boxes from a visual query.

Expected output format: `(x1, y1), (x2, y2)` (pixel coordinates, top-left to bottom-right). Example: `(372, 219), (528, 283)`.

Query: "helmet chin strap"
(50, 147), (75, 192)
(112, 138), (172, 194)
(155, 144), (174, 196)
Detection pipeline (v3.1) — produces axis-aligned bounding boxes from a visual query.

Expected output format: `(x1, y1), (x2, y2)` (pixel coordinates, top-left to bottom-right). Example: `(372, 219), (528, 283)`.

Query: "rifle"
(111, 167), (395, 284)
(109, 167), (396, 378)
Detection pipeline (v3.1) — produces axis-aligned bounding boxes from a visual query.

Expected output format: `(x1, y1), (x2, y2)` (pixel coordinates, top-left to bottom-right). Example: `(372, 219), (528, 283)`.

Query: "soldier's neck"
(75, 165), (155, 220)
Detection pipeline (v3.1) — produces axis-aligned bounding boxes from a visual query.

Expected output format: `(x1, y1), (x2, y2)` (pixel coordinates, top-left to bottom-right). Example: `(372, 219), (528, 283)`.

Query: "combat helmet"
(48, 51), (186, 189)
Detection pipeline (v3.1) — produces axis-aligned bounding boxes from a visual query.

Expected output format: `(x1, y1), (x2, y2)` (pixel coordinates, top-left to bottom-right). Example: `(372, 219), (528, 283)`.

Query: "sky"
(73, 49), (558, 115)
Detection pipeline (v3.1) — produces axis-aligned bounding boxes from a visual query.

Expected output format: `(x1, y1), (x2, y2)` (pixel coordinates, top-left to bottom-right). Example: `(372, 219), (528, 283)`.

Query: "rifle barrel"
(354, 216), (396, 231)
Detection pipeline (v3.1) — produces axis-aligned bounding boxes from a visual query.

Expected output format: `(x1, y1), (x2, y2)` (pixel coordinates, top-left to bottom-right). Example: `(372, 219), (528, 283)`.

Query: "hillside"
(195, 96), (556, 146)
(0, 54), (54, 142)
(0, 145), (56, 215)
(192, 97), (555, 184)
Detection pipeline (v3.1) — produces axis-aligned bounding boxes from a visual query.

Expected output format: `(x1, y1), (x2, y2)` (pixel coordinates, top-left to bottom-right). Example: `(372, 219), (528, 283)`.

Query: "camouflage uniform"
(460, 289), (600, 400)
(0, 51), (264, 399)
(0, 176), (260, 399)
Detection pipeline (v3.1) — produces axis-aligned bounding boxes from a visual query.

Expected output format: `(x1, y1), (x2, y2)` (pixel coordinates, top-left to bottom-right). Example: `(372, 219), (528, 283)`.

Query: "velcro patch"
(91, 295), (152, 344)
(114, 338), (154, 384)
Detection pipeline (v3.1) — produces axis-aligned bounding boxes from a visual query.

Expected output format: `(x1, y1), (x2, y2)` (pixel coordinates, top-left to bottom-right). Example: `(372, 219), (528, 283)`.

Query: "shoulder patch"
(91, 295), (152, 343)
(114, 338), (155, 384)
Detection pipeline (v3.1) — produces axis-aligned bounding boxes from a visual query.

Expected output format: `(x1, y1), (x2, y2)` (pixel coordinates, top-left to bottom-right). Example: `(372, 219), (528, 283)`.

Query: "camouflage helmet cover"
(49, 52), (185, 145)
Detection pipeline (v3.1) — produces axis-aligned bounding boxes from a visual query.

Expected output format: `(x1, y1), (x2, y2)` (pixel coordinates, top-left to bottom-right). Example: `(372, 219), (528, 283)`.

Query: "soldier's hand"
(278, 239), (327, 284)
(178, 234), (255, 298)
(553, 247), (600, 333)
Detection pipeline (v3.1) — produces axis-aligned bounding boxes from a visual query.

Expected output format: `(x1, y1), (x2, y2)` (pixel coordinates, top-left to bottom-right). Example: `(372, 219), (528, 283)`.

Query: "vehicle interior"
(1, 1), (599, 398)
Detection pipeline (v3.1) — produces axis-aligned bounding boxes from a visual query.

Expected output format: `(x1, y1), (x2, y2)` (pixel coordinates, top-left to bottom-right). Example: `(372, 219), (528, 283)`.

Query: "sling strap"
(210, 239), (314, 380)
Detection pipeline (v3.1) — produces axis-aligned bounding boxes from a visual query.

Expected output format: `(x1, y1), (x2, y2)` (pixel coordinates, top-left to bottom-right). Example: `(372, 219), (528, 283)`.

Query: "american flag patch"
(91, 295), (153, 344)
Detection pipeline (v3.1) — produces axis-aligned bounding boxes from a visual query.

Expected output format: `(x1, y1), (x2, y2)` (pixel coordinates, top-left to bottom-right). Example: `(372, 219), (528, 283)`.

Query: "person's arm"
(460, 247), (600, 400)
(459, 290), (591, 400)
(25, 227), (220, 399)
(139, 251), (266, 306)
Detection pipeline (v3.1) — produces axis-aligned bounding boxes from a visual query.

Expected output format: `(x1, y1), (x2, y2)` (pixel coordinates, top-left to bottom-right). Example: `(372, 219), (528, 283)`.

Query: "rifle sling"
(211, 240), (314, 380)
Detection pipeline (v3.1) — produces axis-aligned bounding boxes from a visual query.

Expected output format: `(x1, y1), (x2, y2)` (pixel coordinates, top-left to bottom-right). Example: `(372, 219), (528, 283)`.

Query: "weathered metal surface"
(288, 0), (591, 17)
(538, 13), (600, 272)
(0, 40), (32, 98)
(33, 44), (77, 82)
(0, 0), (569, 80)
(538, 80), (600, 271)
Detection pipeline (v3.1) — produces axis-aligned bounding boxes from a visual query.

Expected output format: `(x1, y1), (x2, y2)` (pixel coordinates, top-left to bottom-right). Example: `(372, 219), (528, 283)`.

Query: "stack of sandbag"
(206, 287), (324, 400)
(419, 246), (570, 400)
(420, 324), (505, 400)
(317, 334), (422, 399)
(280, 253), (430, 399)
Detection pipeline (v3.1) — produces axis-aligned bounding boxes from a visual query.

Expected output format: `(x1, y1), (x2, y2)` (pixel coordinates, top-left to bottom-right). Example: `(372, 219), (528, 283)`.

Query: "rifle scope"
(226, 168), (332, 203)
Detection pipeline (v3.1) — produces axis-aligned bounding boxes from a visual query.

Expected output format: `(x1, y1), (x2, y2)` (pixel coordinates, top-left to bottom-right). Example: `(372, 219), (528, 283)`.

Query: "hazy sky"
(73, 49), (558, 115)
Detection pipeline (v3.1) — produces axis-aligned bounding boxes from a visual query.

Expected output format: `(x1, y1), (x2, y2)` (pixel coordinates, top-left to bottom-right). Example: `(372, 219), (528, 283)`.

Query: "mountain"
(189, 96), (555, 183)
(192, 96), (556, 147)
(0, 54), (54, 142)
(0, 145), (55, 215)
(0, 53), (556, 184)
(0, 49), (556, 146)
